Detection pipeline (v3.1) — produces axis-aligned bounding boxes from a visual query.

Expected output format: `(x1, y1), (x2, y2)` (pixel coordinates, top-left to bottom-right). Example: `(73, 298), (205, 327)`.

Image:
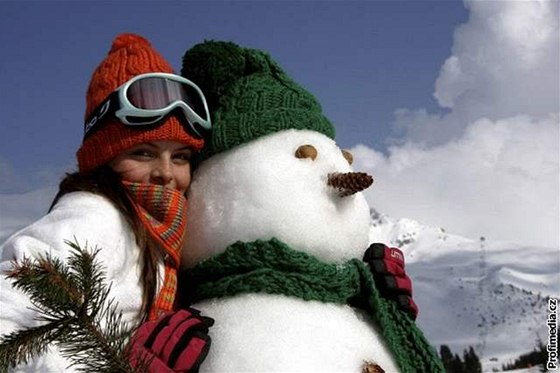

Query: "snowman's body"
(192, 295), (399, 372)
(183, 129), (399, 372)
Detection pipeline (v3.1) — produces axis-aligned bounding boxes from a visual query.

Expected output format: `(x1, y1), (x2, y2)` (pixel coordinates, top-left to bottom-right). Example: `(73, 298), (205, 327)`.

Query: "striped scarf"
(123, 181), (187, 320)
(181, 238), (445, 373)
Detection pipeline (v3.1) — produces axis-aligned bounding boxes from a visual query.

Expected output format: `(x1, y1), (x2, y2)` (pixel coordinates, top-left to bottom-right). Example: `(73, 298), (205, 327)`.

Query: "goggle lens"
(83, 73), (211, 140)
(127, 77), (208, 121)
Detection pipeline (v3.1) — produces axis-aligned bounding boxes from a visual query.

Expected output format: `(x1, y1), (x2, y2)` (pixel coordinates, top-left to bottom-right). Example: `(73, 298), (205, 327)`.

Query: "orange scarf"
(123, 181), (187, 320)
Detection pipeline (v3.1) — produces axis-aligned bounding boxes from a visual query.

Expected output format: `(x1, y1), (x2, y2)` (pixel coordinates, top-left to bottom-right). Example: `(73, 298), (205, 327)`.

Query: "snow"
(192, 294), (400, 372)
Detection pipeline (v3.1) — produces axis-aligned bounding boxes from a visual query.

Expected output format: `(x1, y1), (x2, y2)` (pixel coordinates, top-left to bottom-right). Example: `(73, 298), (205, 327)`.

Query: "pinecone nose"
(327, 172), (374, 197)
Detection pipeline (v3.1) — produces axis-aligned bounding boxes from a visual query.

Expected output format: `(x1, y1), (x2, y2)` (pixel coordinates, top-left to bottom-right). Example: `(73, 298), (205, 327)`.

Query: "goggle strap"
(83, 91), (119, 139)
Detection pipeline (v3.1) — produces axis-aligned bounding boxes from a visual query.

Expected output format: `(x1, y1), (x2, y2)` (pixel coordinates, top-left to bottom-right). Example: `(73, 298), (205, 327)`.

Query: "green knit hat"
(181, 41), (336, 159)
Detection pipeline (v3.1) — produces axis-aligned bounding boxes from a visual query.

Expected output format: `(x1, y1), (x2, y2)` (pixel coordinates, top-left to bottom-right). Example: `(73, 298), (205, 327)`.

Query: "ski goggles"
(83, 72), (211, 139)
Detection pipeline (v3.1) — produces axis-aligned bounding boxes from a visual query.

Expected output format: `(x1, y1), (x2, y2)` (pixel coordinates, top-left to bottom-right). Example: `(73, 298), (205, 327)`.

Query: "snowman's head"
(180, 41), (373, 266)
(183, 129), (372, 266)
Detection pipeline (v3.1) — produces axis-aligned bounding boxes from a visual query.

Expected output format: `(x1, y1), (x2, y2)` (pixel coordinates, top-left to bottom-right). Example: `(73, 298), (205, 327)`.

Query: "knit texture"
(77, 33), (203, 173)
(181, 238), (444, 373)
(123, 181), (188, 320)
(181, 41), (335, 160)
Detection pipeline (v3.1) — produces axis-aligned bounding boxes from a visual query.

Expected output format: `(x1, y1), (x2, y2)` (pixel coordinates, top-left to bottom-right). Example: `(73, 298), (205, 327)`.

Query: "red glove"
(363, 243), (419, 320)
(128, 308), (214, 372)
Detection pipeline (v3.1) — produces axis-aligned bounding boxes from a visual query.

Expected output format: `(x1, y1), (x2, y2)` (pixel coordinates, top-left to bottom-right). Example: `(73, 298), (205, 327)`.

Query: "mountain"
(1, 189), (558, 372)
(369, 208), (559, 372)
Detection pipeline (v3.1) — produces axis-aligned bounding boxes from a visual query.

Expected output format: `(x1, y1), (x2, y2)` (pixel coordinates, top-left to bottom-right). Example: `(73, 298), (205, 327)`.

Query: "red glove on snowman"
(363, 243), (419, 320)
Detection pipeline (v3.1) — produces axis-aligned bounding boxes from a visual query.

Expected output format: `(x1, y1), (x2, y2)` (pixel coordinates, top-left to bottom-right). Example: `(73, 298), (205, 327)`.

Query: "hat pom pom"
(110, 33), (151, 53)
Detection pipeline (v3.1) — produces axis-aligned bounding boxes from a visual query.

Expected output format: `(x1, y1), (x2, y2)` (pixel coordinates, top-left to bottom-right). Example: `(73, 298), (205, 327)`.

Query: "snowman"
(178, 41), (443, 373)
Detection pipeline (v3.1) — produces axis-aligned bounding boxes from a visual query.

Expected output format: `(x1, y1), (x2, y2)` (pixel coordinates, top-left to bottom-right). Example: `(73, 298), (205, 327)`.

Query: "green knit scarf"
(181, 238), (444, 373)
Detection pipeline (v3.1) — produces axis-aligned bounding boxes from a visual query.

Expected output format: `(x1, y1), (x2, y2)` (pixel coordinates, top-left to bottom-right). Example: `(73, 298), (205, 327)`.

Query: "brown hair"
(50, 165), (159, 322)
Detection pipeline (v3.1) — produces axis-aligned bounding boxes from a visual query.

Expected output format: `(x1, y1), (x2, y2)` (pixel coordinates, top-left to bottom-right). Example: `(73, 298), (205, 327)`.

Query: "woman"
(0, 33), (212, 372)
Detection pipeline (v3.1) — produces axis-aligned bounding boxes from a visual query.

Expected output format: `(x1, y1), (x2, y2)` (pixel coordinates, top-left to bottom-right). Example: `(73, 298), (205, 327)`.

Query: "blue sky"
(0, 0), (467, 193)
(1, 0), (558, 248)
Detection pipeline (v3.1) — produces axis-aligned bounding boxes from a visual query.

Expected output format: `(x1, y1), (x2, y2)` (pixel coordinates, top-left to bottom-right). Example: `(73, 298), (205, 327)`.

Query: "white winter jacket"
(0, 191), (164, 372)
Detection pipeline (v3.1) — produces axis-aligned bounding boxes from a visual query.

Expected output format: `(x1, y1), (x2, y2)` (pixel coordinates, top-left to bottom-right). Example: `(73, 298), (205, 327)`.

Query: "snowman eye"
(342, 149), (353, 165)
(295, 144), (318, 160)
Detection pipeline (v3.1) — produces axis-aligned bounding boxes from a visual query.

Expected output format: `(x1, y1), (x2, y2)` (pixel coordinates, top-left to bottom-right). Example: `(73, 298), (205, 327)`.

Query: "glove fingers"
(200, 315), (215, 328)
(153, 314), (204, 356)
(129, 339), (177, 372)
(169, 331), (212, 372)
(364, 244), (405, 266)
(142, 309), (198, 350)
(128, 308), (213, 372)
(384, 274), (413, 296)
(383, 252), (405, 271)
(140, 312), (175, 348)
(364, 243), (418, 320)
(175, 308), (214, 328)
(384, 247), (405, 268)
(160, 317), (209, 363)
(371, 259), (405, 277)
(129, 324), (153, 347)
(174, 308), (214, 329)
(363, 243), (386, 261)
(149, 309), (199, 354)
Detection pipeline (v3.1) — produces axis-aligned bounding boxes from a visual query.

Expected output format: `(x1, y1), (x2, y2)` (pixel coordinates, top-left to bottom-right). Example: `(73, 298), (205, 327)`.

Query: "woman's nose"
(150, 159), (173, 186)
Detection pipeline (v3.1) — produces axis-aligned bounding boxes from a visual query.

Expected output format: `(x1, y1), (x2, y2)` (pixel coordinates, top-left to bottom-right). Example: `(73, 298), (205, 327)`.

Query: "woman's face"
(110, 141), (193, 193)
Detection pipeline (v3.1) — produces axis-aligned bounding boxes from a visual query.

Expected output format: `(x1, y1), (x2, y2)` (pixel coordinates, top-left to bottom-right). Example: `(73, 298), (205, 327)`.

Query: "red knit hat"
(77, 33), (204, 173)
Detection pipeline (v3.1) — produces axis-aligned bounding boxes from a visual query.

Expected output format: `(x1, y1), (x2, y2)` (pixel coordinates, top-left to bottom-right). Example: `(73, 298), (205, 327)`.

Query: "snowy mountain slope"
(369, 208), (559, 372)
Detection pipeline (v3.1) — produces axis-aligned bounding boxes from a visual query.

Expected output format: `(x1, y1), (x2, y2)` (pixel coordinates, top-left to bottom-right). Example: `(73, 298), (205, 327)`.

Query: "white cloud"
(363, 0), (559, 248)
(437, 0), (559, 116)
(395, 0), (559, 146)
(355, 114), (559, 248)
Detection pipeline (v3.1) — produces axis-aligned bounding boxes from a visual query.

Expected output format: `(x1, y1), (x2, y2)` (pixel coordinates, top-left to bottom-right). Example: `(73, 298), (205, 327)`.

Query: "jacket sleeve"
(0, 191), (148, 372)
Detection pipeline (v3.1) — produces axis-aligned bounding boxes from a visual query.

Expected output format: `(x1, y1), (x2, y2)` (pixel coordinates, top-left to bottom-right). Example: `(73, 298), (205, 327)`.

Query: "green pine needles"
(0, 239), (137, 372)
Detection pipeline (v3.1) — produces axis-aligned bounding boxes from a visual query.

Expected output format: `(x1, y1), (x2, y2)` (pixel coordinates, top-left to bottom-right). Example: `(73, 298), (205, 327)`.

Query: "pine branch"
(58, 298), (133, 372)
(0, 320), (68, 372)
(0, 239), (139, 372)
(6, 255), (82, 317)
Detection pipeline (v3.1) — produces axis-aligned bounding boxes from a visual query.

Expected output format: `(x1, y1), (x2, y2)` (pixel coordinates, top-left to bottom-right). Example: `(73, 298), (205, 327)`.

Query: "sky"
(0, 0), (466, 190)
(0, 0), (558, 248)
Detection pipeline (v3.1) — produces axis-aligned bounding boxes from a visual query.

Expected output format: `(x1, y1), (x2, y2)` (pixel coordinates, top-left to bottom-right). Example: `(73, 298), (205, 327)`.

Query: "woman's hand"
(128, 308), (214, 372)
